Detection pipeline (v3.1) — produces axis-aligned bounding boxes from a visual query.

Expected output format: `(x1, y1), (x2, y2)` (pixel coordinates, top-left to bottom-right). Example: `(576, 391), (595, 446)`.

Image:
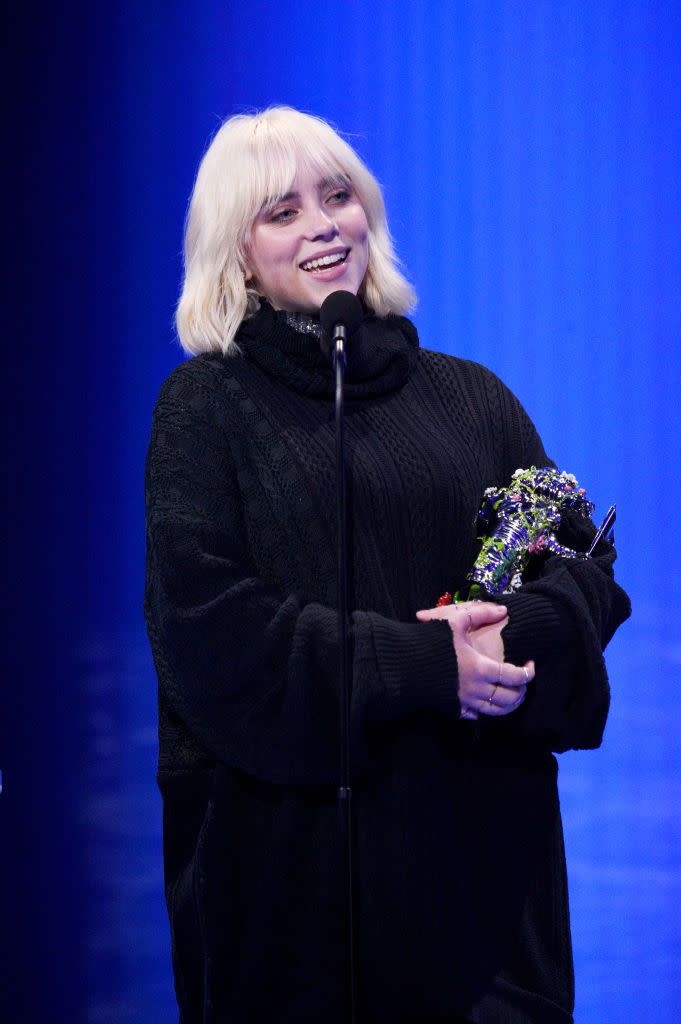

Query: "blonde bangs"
(236, 118), (363, 233)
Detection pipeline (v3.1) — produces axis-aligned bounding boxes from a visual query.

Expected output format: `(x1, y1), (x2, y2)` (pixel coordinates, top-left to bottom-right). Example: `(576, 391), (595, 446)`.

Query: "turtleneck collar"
(235, 298), (419, 400)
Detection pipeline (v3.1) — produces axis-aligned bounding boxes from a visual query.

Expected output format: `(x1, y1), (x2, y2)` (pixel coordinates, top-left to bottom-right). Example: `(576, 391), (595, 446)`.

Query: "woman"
(144, 106), (630, 1023)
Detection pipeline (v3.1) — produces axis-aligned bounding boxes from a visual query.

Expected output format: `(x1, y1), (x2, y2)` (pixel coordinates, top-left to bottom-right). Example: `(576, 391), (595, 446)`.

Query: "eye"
(270, 207), (297, 223)
(328, 188), (351, 204)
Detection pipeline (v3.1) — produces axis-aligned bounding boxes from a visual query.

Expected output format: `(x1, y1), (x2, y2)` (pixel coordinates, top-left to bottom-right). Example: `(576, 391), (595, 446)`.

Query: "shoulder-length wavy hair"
(176, 106), (417, 356)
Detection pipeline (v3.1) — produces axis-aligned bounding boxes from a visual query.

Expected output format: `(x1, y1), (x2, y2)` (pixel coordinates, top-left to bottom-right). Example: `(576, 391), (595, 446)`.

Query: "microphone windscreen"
(319, 290), (364, 339)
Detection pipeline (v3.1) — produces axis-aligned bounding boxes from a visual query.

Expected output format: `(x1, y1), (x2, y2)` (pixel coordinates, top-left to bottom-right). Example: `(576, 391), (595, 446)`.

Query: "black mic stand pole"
(332, 320), (356, 1024)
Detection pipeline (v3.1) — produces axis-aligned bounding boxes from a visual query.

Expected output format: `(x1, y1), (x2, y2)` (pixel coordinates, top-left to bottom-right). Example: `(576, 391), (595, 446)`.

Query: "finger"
(484, 682), (527, 709)
(416, 602), (507, 620)
(474, 656), (534, 688)
(416, 604), (465, 620)
(475, 684), (527, 716)
(416, 603), (508, 631)
(499, 660), (534, 688)
(518, 660), (535, 684)
(458, 602), (508, 632)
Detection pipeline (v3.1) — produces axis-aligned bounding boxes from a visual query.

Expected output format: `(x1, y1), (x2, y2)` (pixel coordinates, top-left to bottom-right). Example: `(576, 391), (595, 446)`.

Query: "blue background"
(3, 1), (679, 1020)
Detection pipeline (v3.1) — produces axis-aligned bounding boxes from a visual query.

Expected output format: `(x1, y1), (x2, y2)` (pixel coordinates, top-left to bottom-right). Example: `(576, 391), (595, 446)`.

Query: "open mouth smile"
(300, 249), (349, 273)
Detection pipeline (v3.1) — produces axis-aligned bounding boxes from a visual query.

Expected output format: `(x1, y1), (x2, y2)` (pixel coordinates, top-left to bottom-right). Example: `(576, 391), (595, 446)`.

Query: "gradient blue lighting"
(5, 2), (678, 1021)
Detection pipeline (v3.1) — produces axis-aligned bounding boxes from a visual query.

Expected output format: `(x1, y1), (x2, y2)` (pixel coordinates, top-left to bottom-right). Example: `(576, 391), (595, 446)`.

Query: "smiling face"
(245, 165), (370, 314)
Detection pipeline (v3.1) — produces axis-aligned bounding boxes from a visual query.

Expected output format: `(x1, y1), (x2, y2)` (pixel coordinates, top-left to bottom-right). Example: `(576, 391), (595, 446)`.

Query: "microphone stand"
(332, 322), (356, 1024)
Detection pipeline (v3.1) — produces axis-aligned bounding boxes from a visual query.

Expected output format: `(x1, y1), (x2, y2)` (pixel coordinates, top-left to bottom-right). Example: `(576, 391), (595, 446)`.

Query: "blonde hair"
(176, 106), (417, 355)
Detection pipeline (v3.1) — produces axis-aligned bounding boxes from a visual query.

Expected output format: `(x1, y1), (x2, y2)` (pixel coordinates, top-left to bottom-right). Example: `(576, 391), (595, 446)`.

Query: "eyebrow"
(263, 174), (351, 211)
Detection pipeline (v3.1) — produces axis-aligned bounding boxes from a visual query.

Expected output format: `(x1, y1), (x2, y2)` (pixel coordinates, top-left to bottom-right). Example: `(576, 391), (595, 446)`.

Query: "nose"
(303, 204), (339, 241)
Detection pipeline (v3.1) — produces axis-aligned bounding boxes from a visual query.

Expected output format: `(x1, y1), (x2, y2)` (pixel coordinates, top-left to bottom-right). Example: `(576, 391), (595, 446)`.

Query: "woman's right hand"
(415, 601), (534, 720)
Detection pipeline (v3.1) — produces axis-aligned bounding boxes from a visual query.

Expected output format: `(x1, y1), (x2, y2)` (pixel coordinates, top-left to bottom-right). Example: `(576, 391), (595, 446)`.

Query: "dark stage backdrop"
(3, 1), (679, 1021)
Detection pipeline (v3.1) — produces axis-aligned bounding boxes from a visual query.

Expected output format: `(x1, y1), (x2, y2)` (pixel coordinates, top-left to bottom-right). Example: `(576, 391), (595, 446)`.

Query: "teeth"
(301, 251), (347, 271)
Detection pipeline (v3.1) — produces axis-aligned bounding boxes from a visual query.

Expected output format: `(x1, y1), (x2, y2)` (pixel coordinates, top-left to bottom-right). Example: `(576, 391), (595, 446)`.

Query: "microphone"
(319, 290), (363, 362)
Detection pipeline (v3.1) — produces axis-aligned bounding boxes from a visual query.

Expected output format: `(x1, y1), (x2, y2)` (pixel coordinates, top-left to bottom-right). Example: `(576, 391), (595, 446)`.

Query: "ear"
(241, 242), (256, 286)
(242, 255), (256, 286)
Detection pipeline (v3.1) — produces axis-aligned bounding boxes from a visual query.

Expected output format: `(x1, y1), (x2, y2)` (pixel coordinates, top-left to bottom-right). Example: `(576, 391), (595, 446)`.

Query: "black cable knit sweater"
(144, 301), (630, 1023)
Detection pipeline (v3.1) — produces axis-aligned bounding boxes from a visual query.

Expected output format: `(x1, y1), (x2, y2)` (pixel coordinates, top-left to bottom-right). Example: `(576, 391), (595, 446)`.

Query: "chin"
(279, 276), (363, 315)
(314, 281), (361, 304)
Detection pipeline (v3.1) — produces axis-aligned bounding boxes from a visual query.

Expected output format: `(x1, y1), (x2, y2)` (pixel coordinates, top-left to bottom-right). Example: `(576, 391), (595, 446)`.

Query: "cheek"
(350, 206), (369, 241)
(352, 211), (370, 268)
(249, 238), (290, 285)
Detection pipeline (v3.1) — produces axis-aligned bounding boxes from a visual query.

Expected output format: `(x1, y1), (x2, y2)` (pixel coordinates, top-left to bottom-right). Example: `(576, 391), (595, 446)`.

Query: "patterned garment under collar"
(283, 309), (323, 339)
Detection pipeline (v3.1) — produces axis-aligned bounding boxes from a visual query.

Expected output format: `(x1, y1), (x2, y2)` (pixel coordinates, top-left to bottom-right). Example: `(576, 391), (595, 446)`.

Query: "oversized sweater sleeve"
(475, 369), (631, 751)
(144, 360), (459, 785)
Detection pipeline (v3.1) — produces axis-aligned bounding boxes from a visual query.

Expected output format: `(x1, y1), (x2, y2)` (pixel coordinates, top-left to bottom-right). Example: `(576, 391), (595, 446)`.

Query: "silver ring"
(467, 612), (473, 631)
(488, 685), (498, 705)
(523, 666), (530, 684)
(498, 662), (503, 684)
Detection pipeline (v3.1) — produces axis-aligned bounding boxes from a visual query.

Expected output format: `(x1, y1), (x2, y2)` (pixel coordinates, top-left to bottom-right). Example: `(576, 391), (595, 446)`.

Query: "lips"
(299, 248), (350, 272)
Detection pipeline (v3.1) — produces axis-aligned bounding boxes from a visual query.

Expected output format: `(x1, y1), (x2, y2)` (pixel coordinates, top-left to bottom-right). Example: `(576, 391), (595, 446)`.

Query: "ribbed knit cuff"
(366, 614), (460, 720)
(496, 592), (579, 667)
